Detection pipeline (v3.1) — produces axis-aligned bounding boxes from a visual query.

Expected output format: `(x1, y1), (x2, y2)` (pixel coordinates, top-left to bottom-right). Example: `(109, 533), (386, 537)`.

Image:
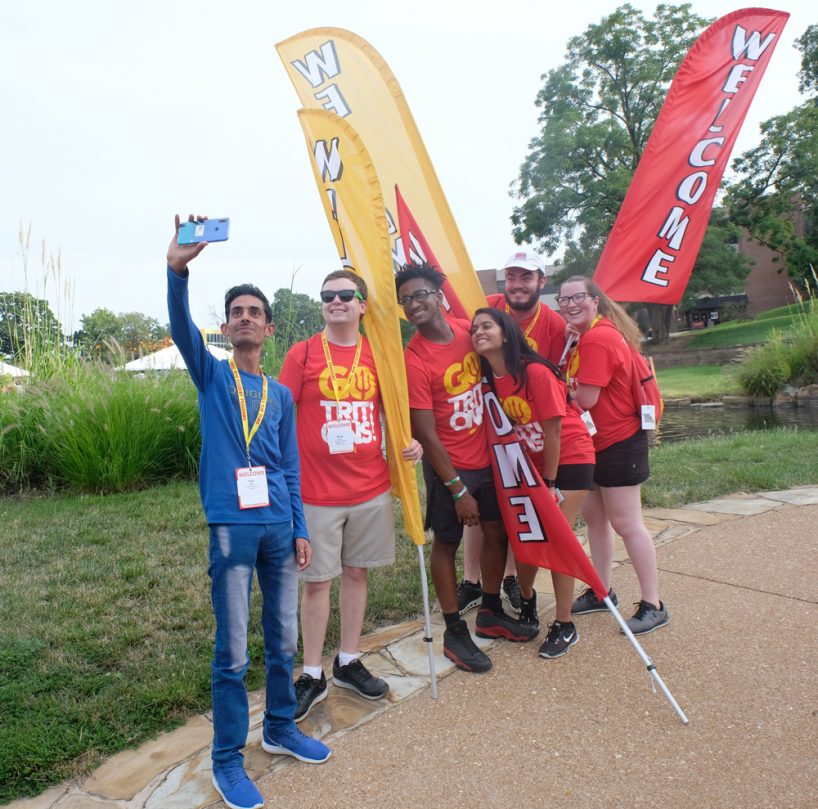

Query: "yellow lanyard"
(506, 302), (541, 341)
(565, 315), (602, 388)
(321, 332), (362, 403)
(229, 357), (268, 462)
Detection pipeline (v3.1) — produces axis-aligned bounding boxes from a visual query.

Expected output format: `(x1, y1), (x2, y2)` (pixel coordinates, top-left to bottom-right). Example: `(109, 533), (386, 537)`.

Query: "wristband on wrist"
(452, 486), (469, 502)
(443, 475), (461, 487)
(543, 477), (556, 488)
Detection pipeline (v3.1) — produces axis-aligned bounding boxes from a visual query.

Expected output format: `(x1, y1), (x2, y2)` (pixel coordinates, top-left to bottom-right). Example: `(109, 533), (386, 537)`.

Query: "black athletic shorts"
(423, 461), (501, 543)
(556, 463), (595, 491)
(593, 430), (649, 488)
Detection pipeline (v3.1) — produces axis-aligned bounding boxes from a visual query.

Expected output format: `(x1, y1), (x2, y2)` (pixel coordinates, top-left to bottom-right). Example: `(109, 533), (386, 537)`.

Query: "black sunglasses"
(320, 289), (363, 303)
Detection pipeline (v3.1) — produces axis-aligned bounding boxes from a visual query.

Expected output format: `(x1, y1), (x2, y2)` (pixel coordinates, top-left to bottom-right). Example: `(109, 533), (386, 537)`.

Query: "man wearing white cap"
(486, 250), (569, 366)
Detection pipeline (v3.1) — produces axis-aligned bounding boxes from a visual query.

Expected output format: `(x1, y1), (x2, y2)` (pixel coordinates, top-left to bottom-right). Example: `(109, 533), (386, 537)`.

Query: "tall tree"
(270, 288), (323, 349)
(680, 209), (751, 310)
(74, 308), (168, 362)
(0, 291), (64, 364)
(511, 4), (749, 338)
(512, 4), (709, 256)
(727, 24), (818, 290)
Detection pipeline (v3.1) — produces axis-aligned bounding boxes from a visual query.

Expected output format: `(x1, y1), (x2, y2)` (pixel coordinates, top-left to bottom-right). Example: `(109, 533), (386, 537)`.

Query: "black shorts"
(593, 430), (649, 488)
(556, 463), (595, 491)
(423, 462), (501, 543)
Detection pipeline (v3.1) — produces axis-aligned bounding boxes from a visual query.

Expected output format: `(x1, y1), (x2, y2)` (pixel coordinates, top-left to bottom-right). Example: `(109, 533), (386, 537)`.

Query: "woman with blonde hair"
(558, 276), (668, 635)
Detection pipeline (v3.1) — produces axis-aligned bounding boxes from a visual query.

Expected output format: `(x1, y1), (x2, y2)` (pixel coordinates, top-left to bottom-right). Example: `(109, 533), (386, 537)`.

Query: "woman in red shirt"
(471, 308), (595, 659)
(558, 276), (668, 636)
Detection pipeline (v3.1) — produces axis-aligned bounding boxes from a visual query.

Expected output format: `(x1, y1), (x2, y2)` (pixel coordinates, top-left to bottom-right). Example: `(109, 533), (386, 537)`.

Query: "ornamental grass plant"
(0, 364), (200, 493)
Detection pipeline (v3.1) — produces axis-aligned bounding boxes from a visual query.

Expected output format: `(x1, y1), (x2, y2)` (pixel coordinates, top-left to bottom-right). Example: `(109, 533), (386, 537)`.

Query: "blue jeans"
(209, 522), (299, 769)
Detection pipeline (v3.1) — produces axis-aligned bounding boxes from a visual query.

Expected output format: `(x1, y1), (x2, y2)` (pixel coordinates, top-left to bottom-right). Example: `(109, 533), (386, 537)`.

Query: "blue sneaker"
(211, 766), (264, 809)
(261, 724), (331, 764)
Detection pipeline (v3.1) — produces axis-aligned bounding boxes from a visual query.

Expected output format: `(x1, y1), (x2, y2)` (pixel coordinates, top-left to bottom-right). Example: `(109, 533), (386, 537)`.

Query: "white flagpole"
(603, 596), (688, 724)
(416, 544), (438, 698)
(557, 335), (576, 369)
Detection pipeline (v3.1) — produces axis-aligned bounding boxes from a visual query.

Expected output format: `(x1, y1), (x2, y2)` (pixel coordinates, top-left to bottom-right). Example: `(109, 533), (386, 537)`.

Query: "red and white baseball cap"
(502, 250), (546, 275)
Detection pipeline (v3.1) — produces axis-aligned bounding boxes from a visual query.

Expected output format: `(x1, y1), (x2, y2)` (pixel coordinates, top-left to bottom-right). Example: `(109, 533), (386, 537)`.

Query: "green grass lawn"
(654, 364), (742, 400)
(0, 482), (426, 802)
(643, 428), (818, 507)
(686, 313), (800, 348)
(4, 430), (818, 801)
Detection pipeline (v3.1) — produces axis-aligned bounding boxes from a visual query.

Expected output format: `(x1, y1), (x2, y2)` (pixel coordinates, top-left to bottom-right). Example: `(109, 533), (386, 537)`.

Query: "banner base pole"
(417, 544), (438, 699)
(604, 596), (688, 724)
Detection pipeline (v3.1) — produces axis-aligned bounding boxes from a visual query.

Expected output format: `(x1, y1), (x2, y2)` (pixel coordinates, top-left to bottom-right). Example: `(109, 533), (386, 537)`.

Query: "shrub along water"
(738, 270), (818, 397)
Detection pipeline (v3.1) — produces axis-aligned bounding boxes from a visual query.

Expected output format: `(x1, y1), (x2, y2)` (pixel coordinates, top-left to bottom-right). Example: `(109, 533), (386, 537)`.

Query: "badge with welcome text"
(236, 466), (270, 509)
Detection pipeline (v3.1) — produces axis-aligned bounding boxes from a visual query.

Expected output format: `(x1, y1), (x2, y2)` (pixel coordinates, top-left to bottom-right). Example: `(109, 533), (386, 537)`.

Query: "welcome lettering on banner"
(594, 9), (789, 304)
(483, 382), (607, 598)
(277, 29), (487, 315)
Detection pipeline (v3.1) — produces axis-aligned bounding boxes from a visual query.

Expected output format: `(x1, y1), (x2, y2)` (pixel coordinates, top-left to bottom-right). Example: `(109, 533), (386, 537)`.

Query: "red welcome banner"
(594, 8), (789, 304)
(394, 184), (472, 320)
(482, 383), (607, 599)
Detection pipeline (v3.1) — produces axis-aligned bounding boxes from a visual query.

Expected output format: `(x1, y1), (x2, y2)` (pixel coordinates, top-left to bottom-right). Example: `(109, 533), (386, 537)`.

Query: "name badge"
(580, 410), (597, 436)
(236, 465), (270, 509)
(641, 405), (657, 430)
(326, 420), (355, 454)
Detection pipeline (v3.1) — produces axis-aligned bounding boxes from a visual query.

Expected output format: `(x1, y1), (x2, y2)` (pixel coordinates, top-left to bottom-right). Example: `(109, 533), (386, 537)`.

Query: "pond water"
(651, 404), (818, 445)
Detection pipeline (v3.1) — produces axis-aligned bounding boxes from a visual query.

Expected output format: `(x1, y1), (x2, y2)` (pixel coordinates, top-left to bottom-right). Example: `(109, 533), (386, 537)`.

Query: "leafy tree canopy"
(727, 24), (818, 289)
(511, 3), (710, 266)
(510, 4), (766, 338)
(74, 308), (168, 362)
(681, 209), (751, 309)
(270, 288), (324, 348)
(0, 291), (64, 364)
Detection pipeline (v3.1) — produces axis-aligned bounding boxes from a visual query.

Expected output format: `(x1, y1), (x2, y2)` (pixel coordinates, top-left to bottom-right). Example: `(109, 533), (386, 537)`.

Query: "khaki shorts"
(301, 490), (396, 582)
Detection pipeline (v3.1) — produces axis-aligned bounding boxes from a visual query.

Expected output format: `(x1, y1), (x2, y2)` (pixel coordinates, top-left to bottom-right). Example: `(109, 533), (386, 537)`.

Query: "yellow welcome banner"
(277, 28), (486, 315)
(297, 108), (425, 546)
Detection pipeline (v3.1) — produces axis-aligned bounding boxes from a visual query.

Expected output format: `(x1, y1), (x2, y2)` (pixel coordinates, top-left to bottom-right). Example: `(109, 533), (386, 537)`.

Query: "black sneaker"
(570, 587), (617, 614)
(502, 575), (522, 612)
(624, 600), (669, 635)
(519, 592), (540, 632)
(294, 671), (328, 723)
(538, 621), (579, 659)
(443, 619), (492, 673)
(332, 656), (389, 699)
(457, 579), (482, 614)
(475, 608), (538, 642)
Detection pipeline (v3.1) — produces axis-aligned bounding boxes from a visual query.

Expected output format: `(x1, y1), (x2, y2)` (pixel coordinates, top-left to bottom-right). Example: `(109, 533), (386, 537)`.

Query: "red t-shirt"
(405, 319), (489, 471)
(566, 318), (641, 452)
(493, 364), (595, 469)
(279, 332), (390, 506)
(487, 293), (568, 366)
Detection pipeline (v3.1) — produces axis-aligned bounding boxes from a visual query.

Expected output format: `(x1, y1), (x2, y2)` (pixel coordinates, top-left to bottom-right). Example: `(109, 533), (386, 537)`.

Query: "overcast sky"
(1, 1), (811, 332)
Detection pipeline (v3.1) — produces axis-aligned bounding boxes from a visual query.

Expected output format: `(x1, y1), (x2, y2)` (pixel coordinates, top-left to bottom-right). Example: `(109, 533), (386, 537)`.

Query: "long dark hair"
(472, 307), (561, 399)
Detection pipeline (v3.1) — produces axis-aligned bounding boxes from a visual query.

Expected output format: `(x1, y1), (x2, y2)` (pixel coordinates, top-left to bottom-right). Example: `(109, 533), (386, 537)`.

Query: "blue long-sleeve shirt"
(167, 266), (308, 537)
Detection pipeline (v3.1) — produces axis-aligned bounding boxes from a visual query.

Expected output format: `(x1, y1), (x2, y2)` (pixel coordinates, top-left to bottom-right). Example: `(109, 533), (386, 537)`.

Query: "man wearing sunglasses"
(166, 215), (329, 809)
(395, 262), (538, 675)
(279, 270), (421, 723)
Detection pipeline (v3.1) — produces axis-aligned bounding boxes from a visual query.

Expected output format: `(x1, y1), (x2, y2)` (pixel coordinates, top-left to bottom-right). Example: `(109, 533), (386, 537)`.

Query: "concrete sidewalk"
(14, 487), (818, 809)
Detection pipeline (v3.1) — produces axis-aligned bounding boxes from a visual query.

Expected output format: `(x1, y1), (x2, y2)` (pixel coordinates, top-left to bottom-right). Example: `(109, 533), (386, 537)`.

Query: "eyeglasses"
(398, 289), (437, 308)
(320, 289), (363, 303)
(556, 292), (593, 307)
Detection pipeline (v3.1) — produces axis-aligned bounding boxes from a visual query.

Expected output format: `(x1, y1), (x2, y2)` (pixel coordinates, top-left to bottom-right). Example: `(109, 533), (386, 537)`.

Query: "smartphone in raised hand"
(177, 218), (230, 245)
